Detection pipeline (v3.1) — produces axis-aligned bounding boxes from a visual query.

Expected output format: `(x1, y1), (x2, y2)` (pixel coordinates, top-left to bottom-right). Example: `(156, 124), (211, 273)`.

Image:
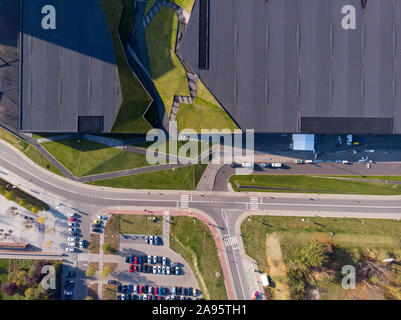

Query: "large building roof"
(20, 0), (122, 133)
(178, 0), (401, 134)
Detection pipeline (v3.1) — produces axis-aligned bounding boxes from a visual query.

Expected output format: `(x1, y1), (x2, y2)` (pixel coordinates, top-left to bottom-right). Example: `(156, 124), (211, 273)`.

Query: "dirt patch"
(104, 215), (119, 253)
(89, 262), (99, 271)
(265, 233), (291, 300)
(89, 234), (100, 254)
(102, 284), (116, 300)
(87, 283), (99, 300)
(103, 262), (118, 271)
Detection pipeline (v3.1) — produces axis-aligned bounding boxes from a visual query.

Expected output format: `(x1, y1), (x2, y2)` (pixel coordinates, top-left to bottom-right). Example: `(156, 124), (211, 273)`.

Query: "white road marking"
(180, 195), (189, 208)
(250, 197), (259, 210)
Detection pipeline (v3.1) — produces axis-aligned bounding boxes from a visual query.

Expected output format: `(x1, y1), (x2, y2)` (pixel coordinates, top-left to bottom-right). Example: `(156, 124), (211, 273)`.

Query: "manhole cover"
(215, 272), (220, 278)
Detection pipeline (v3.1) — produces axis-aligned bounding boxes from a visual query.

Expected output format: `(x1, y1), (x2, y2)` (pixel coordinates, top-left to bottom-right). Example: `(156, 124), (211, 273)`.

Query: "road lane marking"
(250, 197), (259, 210)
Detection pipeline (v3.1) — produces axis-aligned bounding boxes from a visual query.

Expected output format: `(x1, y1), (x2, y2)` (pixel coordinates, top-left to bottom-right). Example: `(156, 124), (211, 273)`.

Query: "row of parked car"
(126, 254), (180, 275)
(145, 235), (160, 245)
(65, 212), (81, 253)
(116, 284), (199, 301)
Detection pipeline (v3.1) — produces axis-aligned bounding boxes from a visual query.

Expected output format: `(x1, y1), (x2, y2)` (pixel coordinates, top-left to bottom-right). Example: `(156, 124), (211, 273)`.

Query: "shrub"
(101, 266), (112, 278)
(1, 281), (18, 296)
(85, 267), (96, 277)
(5, 191), (16, 201)
(102, 243), (115, 254)
(31, 206), (40, 214)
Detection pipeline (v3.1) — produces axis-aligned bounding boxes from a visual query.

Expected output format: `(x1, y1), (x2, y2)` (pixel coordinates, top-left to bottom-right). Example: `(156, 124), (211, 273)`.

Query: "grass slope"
(119, 215), (163, 235)
(88, 164), (207, 190)
(100, 0), (153, 133)
(230, 175), (401, 195)
(170, 216), (228, 300)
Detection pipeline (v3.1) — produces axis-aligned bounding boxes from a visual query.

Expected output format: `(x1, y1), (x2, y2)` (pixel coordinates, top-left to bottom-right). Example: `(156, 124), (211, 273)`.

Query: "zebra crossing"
(249, 197), (259, 210)
(224, 235), (238, 247)
(180, 194), (190, 208)
(77, 253), (89, 262)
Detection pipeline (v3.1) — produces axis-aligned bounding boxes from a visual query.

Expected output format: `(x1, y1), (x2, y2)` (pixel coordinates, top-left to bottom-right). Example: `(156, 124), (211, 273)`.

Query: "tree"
(1, 281), (18, 296)
(13, 270), (28, 287)
(37, 216), (46, 224)
(101, 266), (112, 278)
(88, 244), (96, 253)
(85, 296), (94, 300)
(31, 206), (40, 214)
(19, 199), (28, 207)
(102, 243), (115, 254)
(85, 267), (96, 277)
(291, 240), (328, 271)
(24, 287), (41, 300)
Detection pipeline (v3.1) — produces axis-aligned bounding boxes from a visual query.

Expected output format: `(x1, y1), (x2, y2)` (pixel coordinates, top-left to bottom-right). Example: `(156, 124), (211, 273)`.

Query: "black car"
(117, 285), (122, 293)
(122, 285), (128, 294)
(91, 224), (100, 228)
(157, 256), (162, 264)
(127, 294), (132, 300)
(117, 295), (121, 300)
(125, 256), (129, 263)
(183, 288), (188, 296)
(92, 229), (102, 233)
(132, 295), (138, 300)
(163, 288), (168, 295)
(188, 288), (193, 296)
(177, 287), (182, 295)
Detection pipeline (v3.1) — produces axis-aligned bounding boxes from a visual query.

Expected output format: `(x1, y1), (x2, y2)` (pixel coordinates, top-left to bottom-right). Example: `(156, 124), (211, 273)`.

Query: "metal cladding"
(178, 0), (401, 134)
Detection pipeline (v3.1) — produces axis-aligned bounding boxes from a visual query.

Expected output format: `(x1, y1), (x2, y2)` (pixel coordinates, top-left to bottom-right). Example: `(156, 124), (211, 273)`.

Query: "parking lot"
(109, 232), (201, 300)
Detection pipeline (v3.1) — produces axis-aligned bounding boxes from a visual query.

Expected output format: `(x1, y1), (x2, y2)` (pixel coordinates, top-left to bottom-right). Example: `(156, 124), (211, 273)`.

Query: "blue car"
(128, 284), (133, 294)
(138, 256), (143, 264)
(129, 255), (134, 264)
(158, 287), (163, 296)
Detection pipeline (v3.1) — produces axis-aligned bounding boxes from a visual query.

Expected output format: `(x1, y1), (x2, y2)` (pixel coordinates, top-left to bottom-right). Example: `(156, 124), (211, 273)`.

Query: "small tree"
(101, 266), (112, 278)
(85, 267), (96, 277)
(19, 199), (28, 207)
(5, 191), (16, 201)
(31, 206), (40, 214)
(88, 243), (96, 253)
(1, 281), (18, 296)
(102, 243), (114, 254)
(37, 216), (46, 224)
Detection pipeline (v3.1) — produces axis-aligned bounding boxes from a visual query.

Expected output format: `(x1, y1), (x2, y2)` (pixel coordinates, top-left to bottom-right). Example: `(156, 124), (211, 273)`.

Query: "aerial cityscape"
(0, 0), (401, 308)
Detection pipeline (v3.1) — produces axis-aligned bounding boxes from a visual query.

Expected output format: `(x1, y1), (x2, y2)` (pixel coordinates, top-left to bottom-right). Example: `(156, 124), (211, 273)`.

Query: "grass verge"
(170, 216), (228, 300)
(88, 164), (207, 190)
(104, 215), (119, 253)
(89, 234), (100, 254)
(0, 128), (63, 176)
(230, 175), (401, 195)
(119, 215), (163, 235)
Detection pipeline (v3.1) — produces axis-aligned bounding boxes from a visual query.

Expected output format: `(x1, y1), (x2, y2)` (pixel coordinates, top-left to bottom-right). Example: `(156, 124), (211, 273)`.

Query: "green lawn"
(170, 216), (228, 300)
(241, 216), (401, 300)
(145, 0), (195, 16)
(229, 175), (401, 195)
(119, 215), (163, 235)
(0, 128), (64, 177)
(88, 164), (207, 190)
(100, 0), (153, 133)
(133, 140), (211, 158)
(41, 139), (153, 177)
(146, 6), (190, 116)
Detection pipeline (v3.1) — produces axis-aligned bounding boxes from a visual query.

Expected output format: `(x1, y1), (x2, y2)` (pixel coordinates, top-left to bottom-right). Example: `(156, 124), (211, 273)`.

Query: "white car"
(79, 239), (85, 248)
(153, 266), (157, 274)
(162, 266), (166, 275)
(175, 267), (180, 275)
(145, 236), (149, 244)
(64, 290), (73, 296)
(133, 285), (138, 294)
(153, 255), (157, 264)
(162, 257), (167, 265)
(149, 236), (154, 245)
(157, 266), (162, 274)
(147, 255), (152, 264)
(68, 213), (77, 218)
(68, 237), (78, 242)
(347, 134), (353, 146)
(65, 248), (75, 252)
(68, 242), (77, 247)
(166, 266), (170, 275)
(271, 163), (282, 168)
(359, 156), (369, 162)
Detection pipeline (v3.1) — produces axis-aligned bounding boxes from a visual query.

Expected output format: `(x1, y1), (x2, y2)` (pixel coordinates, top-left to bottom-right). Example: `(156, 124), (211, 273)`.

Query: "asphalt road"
(1, 141), (401, 299)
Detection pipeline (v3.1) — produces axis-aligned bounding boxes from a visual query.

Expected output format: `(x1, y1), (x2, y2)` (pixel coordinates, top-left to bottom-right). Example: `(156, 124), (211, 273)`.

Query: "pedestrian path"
(180, 194), (189, 208)
(163, 210), (170, 248)
(249, 197), (259, 210)
(78, 253), (89, 262)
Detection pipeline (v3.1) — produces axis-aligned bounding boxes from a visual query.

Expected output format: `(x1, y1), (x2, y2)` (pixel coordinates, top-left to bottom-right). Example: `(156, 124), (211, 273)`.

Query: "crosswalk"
(249, 197), (259, 210)
(77, 253), (89, 262)
(180, 195), (190, 208)
(224, 235), (238, 247)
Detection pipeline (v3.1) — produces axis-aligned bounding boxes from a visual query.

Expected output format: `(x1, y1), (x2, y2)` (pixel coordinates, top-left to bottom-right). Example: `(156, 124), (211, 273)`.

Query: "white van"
(347, 134), (353, 146)
(241, 163), (254, 169)
(271, 163), (282, 168)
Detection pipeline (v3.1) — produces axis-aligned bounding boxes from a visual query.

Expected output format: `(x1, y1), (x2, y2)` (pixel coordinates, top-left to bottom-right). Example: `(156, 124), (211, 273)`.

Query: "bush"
(5, 191), (16, 201)
(88, 244), (96, 253)
(31, 206), (40, 214)
(102, 243), (115, 254)
(85, 267), (96, 277)
(101, 266), (112, 278)
(19, 199), (28, 207)
(1, 281), (18, 296)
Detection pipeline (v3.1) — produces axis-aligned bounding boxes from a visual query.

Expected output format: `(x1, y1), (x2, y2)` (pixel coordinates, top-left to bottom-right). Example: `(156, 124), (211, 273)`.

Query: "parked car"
(271, 162), (282, 168)
(137, 264), (142, 273)
(138, 256), (143, 264)
(93, 220), (101, 225)
(149, 236), (154, 245)
(145, 236), (149, 243)
(147, 255), (152, 264)
(108, 280), (119, 285)
(67, 242), (77, 247)
(79, 239), (85, 248)
(68, 213), (78, 218)
(162, 256), (167, 265)
(188, 287), (193, 296)
(166, 266), (171, 275)
(139, 286), (143, 294)
(68, 237), (78, 242)
(261, 163), (270, 168)
(125, 256), (130, 263)
(128, 284), (133, 294)
(347, 134), (353, 146)
(117, 285), (122, 293)
(162, 266), (166, 275)
(133, 256), (138, 264)
(133, 285), (138, 294)
(153, 266), (157, 274)
(122, 285), (127, 293)
(172, 287), (177, 295)
(153, 255), (157, 264)
(68, 227), (79, 232)
(68, 222), (79, 227)
(92, 229), (101, 233)
(158, 287), (163, 296)
(148, 286), (153, 295)
(175, 267), (180, 275)
(68, 218), (76, 222)
(154, 236), (159, 245)
(157, 266), (162, 274)
(91, 224), (100, 228)
(129, 264), (134, 273)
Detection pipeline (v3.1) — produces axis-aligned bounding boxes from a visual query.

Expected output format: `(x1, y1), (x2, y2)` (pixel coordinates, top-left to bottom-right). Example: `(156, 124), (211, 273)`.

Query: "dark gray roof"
(178, 0), (401, 133)
(20, 0), (122, 132)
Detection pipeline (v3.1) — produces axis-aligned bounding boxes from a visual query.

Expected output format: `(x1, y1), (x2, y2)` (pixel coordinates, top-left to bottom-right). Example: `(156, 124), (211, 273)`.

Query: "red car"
(147, 295), (152, 300)
(69, 218), (76, 222)
(133, 265), (138, 272)
(154, 287), (158, 295)
(129, 264), (134, 273)
(139, 286), (143, 294)
(133, 256), (138, 264)
(157, 296), (162, 300)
